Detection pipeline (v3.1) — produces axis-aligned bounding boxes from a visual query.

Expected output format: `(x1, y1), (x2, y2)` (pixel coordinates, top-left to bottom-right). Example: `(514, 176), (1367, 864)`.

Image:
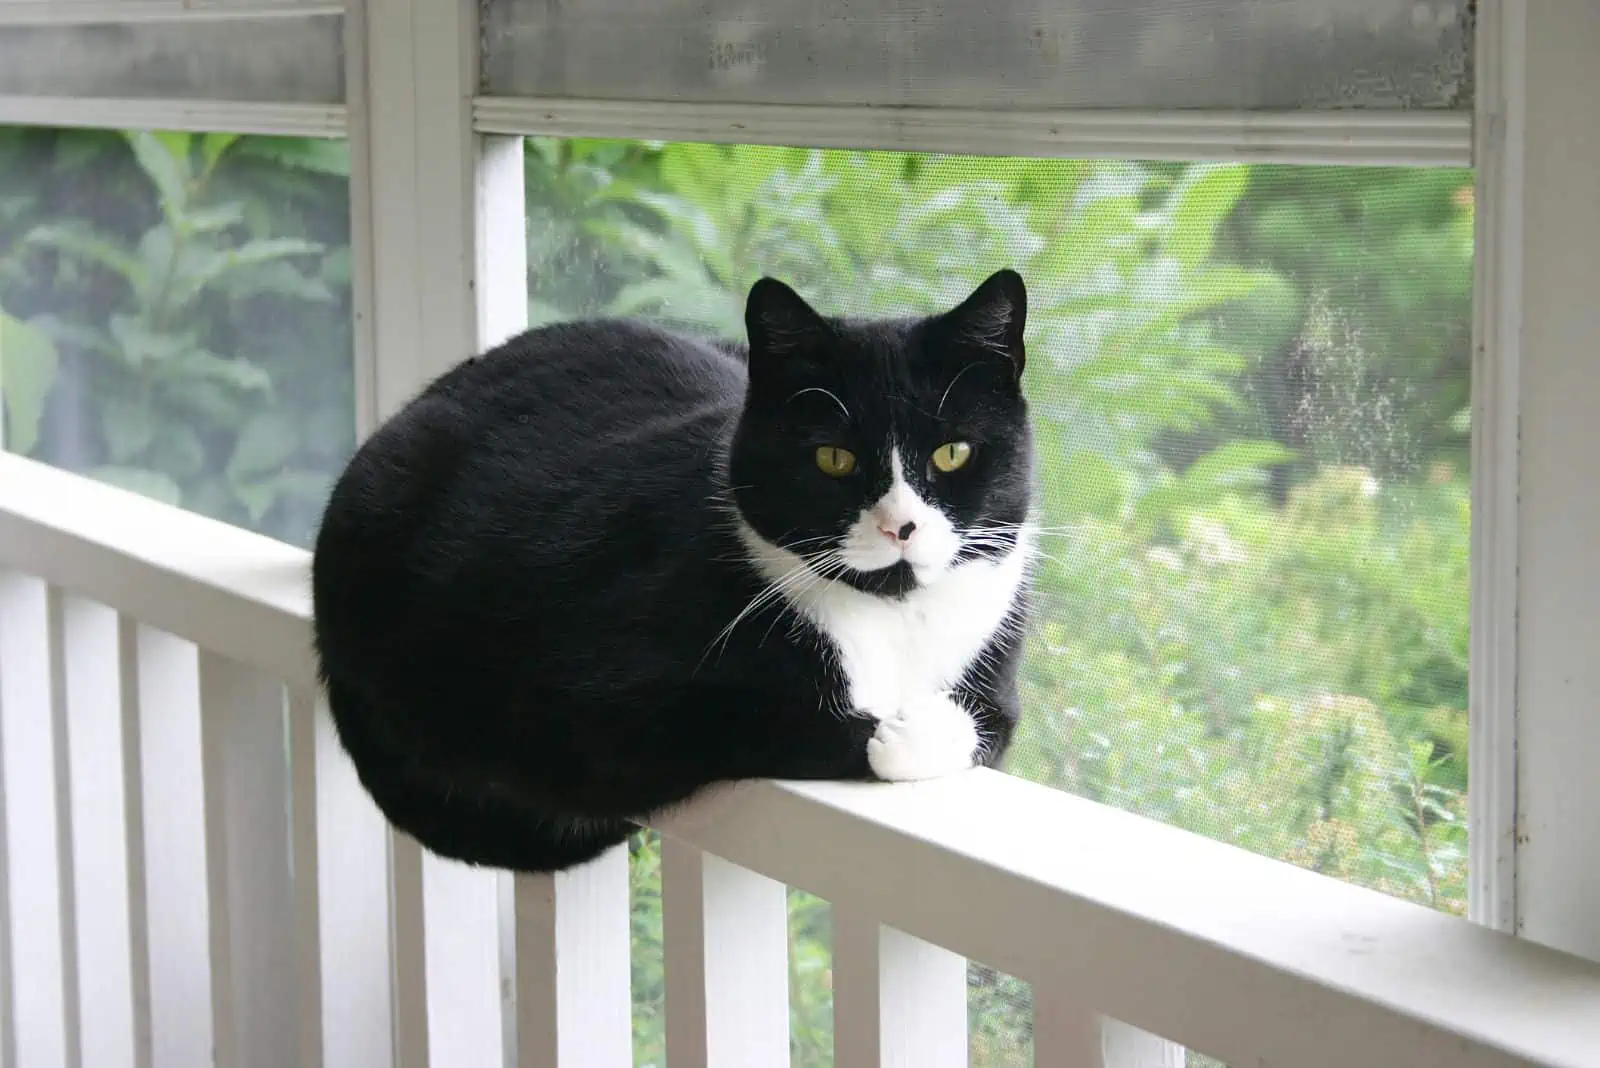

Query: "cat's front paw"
(866, 694), (980, 782)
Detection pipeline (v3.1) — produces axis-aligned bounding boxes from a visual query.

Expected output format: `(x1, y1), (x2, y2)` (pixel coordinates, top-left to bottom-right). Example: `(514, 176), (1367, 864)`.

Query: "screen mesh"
(0, 126), (354, 548)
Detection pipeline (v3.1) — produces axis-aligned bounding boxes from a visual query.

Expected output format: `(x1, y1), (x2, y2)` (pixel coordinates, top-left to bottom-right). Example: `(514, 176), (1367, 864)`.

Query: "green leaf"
(200, 132), (241, 175)
(89, 466), (182, 507)
(231, 137), (350, 177)
(123, 131), (191, 215)
(227, 410), (299, 478)
(149, 423), (207, 479)
(25, 222), (145, 287)
(1166, 163), (1250, 270)
(98, 396), (157, 463)
(0, 310), (60, 455)
(1181, 440), (1297, 491)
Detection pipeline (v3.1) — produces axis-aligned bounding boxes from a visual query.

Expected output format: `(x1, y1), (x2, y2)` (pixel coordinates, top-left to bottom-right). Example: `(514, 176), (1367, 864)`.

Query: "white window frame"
(1, 0), (1596, 1059)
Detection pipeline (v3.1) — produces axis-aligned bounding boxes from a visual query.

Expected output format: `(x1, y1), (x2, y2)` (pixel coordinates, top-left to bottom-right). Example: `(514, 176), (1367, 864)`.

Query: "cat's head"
(729, 269), (1034, 597)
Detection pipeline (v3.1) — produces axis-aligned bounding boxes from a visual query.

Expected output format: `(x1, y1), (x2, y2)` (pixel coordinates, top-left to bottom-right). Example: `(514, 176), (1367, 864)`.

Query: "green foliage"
(0, 126), (1473, 1060)
(0, 125), (353, 545)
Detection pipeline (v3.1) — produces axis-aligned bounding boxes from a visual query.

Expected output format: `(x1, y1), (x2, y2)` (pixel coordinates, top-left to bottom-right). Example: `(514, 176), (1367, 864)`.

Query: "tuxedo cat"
(311, 269), (1035, 873)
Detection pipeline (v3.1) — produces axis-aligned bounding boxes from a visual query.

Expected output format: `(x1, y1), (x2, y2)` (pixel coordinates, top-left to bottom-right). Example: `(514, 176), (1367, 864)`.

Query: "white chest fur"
(737, 525), (1029, 717)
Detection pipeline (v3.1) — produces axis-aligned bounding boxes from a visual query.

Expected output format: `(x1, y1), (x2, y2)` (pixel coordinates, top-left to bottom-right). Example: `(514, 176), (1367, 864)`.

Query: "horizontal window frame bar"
(474, 96), (1473, 167)
(0, 0), (338, 26)
(0, 95), (345, 137)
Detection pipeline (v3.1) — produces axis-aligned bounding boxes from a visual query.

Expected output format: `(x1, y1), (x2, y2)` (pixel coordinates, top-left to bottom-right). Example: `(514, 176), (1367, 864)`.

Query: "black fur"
(311, 270), (1034, 873)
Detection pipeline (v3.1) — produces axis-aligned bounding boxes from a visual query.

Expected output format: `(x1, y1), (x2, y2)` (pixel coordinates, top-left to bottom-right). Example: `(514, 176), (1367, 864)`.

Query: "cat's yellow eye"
(815, 446), (858, 477)
(930, 441), (973, 473)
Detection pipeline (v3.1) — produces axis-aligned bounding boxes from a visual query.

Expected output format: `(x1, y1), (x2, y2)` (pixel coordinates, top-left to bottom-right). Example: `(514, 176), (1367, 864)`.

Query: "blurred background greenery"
(0, 128), (1472, 1066)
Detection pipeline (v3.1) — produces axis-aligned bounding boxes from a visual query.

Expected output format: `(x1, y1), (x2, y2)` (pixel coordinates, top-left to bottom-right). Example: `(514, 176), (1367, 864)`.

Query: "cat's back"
(426, 317), (744, 451)
(314, 319), (751, 673)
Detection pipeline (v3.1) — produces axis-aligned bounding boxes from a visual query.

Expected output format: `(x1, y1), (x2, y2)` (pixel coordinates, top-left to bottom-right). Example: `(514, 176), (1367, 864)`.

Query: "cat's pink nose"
(878, 520), (917, 543)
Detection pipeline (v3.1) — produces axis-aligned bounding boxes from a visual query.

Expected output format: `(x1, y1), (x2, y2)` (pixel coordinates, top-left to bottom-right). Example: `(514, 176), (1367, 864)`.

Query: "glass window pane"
(0, 16), (344, 103)
(517, 138), (1473, 1061)
(0, 126), (355, 548)
(483, 0), (1471, 111)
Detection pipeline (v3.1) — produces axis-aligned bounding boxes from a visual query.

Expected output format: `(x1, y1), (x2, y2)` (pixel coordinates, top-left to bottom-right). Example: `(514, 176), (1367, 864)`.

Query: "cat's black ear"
(745, 277), (827, 359)
(942, 268), (1027, 379)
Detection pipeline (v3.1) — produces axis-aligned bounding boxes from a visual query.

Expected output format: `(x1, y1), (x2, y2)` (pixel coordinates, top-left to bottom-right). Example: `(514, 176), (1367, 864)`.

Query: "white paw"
(866, 693), (980, 782)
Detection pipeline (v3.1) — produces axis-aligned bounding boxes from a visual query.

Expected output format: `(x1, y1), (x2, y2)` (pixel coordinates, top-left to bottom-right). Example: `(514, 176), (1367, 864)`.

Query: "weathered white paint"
(197, 652), (297, 1068)
(134, 626), (215, 1068)
(1509, 0), (1600, 966)
(832, 910), (967, 1068)
(474, 97), (1472, 168)
(0, 576), (76, 1068)
(513, 847), (631, 1068)
(663, 839), (791, 1067)
(63, 600), (147, 1068)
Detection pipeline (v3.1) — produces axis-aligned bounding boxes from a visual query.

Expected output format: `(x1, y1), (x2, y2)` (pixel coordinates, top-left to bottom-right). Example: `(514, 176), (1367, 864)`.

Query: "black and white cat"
(311, 269), (1036, 873)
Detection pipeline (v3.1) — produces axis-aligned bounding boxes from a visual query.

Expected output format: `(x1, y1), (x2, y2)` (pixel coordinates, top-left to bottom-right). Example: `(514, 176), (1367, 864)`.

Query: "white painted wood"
(61, 600), (147, 1068)
(0, 96), (343, 136)
(1033, 993), (1184, 1068)
(133, 626), (214, 1068)
(0, 455), (315, 691)
(662, 839), (791, 1068)
(473, 98), (1472, 168)
(197, 652), (297, 1068)
(512, 845), (631, 1068)
(309, 694), (395, 1068)
(0, 576), (77, 1068)
(386, 836), (431, 1068)
(477, 133), (530, 351)
(343, 0), (378, 438)
(1467, 0), (1524, 936)
(832, 909), (965, 1068)
(1509, 0), (1600, 966)
(420, 854), (505, 1068)
(652, 774), (1600, 1068)
(285, 689), (323, 1068)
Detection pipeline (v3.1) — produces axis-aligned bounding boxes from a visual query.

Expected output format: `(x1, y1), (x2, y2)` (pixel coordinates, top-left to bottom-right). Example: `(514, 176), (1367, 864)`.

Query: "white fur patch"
(837, 448), (963, 583)
(736, 483), (1030, 779)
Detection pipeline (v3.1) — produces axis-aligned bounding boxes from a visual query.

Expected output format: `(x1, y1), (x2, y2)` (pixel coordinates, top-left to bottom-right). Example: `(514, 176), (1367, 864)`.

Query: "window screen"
(0, 126), (355, 548)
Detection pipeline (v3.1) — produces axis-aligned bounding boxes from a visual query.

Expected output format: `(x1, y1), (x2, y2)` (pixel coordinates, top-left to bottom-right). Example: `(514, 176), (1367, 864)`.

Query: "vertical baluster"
(512, 843), (631, 1068)
(662, 838), (791, 1067)
(388, 839), (507, 1067)
(135, 626), (214, 1068)
(197, 652), (297, 1068)
(304, 691), (394, 1067)
(388, 835), (430, 1068)
(1033, 991), (1185, 1068)
(61, 600), (147, 1068)
(0, 575), (78, 1068)
(287, 689), (324, 1068)
(832, 909), (967, 1068)
(424, 855), (510, 1066)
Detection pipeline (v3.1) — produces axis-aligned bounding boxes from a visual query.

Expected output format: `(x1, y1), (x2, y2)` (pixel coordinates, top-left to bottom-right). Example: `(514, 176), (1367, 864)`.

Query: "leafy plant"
(0, 126), (353, 544)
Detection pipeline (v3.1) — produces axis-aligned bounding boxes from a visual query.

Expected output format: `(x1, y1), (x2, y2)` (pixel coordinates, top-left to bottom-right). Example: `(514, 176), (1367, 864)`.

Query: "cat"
(311, 268), (1036, 874)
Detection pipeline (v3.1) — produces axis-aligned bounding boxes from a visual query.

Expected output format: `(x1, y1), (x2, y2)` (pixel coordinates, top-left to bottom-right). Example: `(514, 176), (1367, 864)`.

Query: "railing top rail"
(0, 452), (316, 689)
(4, 452), (1598, 1067)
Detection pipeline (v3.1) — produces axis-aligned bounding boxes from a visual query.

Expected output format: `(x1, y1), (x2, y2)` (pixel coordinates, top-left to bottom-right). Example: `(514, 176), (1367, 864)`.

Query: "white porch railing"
(1, 450), (1598, 1068)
